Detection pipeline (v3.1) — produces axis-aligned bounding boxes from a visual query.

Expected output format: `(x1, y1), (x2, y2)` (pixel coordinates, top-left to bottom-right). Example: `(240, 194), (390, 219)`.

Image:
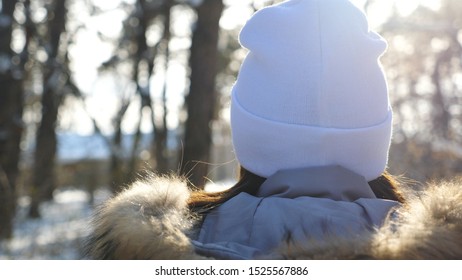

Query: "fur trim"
(84, 174), (204, 259)
(85, 174), (462, 260)
(374, 180), (462, 259)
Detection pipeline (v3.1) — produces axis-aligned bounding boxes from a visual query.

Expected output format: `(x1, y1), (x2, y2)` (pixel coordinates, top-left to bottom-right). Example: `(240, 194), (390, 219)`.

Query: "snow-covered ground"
(0, 187), (111, 260)
(0, 180), (233, 260)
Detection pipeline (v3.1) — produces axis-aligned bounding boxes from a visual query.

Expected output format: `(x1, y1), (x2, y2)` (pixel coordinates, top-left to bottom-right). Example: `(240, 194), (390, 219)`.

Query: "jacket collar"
(256, 165), (377, 201)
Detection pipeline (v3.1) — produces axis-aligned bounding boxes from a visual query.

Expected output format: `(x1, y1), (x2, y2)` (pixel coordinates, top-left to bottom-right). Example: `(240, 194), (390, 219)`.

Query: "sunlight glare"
(393, 0), (441, 16)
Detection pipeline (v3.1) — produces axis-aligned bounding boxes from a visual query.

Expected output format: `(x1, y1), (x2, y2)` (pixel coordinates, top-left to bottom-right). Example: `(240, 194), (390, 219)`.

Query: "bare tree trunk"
(109, 100), (130, 193)
(29, 0), (67, 218)
(0, 0), (23, 239)
(0, 79), (23, 239)
(126, 0), (152, 182)
(153, 0), (173, 175)
(181, 0), (224, 188)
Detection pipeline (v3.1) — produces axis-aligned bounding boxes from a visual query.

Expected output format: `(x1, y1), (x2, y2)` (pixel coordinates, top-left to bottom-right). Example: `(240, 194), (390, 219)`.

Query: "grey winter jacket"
(193, 166), (398, 259)
(85, 165), (462, 259)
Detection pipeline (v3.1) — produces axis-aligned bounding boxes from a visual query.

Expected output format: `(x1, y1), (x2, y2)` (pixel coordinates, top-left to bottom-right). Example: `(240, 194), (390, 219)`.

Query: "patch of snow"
(0, 187), (111, 260)
(57, 133), (111, 163)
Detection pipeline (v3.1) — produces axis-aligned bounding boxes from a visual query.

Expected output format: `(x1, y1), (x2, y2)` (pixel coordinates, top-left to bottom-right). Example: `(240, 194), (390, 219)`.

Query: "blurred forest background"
(0, 0), (462, 257)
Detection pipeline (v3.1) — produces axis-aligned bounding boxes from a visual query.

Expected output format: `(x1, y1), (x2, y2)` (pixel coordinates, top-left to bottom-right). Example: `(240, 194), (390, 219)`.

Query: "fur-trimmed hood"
(84, 173), (462, 260)
(84, 175), (204, 260)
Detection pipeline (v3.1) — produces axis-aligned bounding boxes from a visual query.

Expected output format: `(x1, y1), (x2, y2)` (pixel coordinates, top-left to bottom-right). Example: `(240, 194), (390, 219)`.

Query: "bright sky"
(63, 0), (442, 135)
(360, 0), (441, 27)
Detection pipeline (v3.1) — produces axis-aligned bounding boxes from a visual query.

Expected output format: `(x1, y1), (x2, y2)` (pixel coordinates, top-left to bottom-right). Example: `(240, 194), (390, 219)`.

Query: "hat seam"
(316, 0), (324, 128)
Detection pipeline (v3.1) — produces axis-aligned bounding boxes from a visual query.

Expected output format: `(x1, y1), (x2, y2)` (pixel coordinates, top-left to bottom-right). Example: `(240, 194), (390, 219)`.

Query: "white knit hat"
(230, 0), (392, 181)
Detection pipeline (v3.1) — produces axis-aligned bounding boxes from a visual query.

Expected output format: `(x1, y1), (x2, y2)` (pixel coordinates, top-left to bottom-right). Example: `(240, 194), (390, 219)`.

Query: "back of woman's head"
(231, 0), (392, 182)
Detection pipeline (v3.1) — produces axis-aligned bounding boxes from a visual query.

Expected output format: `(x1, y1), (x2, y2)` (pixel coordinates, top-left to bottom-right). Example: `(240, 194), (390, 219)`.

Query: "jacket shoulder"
(281, 179), (462, 259)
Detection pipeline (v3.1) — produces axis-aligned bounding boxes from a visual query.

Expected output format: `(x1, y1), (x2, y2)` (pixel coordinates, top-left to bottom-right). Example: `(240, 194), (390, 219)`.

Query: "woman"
(85, 0), (462, 260)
